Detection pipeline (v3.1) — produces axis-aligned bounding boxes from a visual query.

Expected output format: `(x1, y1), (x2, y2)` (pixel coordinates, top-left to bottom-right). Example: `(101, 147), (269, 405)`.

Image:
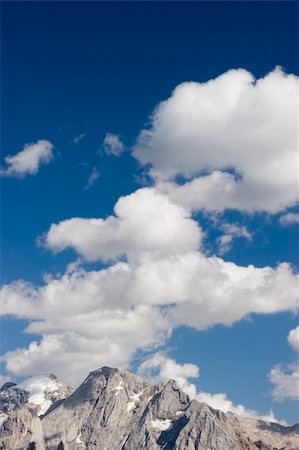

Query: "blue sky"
(1, 1), (298, 424)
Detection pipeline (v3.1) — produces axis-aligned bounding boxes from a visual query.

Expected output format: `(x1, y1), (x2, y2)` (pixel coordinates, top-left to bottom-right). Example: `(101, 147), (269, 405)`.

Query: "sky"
(1, 1), (298, 425)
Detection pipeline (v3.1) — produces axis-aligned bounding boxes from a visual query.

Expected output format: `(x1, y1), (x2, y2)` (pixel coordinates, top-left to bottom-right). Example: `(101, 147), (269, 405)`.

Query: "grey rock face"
(0, 386), (29, 414)
(41, 367), (299, 450)
(1, 367), (298, 450)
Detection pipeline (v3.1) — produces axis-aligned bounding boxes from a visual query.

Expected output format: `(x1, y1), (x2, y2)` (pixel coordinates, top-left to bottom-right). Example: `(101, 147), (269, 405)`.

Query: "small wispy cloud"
(73, 133), (86, 145)
(279, 212), (299, 226)
(0, 140), (54, 178)
(216, 222), (252, 255)
(102, 133), (124, 156)
(85, 166), (100, 190)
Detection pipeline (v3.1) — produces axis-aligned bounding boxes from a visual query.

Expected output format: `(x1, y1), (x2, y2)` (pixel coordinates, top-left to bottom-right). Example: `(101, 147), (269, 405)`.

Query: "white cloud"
(137, 351), (199, 398)
(288, 326), (299, 353)
(216, 223), (252, 255)
(0, 249), (298, 385)
(165, 255), (298, 330)
(279, 213), (299, 226)
(268, 327), (299, 401)
(269, 363), (299, 401)
(1, 327), (165, 387)
(1, 181), (298, 404)
(45, 188), (202, 261)
(133, 68), (298, 213)
(73, 133), (86, 144)
(195, 391), (280, 423)
(138, 353), (280, 422)
(84, 166), (100, 189)
(0, 140), (54, 178)
(2, 188), (298, 384)
(102, 133), (124, 156)
(0, 260), (171, 384)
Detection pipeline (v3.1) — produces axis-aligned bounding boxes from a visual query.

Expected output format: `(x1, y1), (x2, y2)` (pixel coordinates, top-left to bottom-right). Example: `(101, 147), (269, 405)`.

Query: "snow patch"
(127, 390), (144, 412)
(17, 375), (58, 416)
(0, 413), (8, 428)
(76, 432), (84, 444)
(151, 418), (172, 431)
(112, 382), (124, 396)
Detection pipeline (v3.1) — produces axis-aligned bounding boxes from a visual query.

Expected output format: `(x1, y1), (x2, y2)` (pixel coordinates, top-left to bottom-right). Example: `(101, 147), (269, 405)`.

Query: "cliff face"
(0, 367), (298, 450)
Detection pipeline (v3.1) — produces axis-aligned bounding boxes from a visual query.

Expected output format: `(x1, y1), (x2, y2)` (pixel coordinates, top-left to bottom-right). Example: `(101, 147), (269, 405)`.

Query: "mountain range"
(0, 366), (298, 450)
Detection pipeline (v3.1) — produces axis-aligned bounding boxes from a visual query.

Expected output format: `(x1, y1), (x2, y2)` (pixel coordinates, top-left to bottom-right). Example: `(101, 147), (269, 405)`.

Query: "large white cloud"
(1, 314), (167, 387)
(1, 180), (298, 394)
(1, 249), (298, 384)
(133, 68), (298, 213)
(0, 140), (54, 178)
(45, 188), (202, 261)
(1, 186), (298, 385)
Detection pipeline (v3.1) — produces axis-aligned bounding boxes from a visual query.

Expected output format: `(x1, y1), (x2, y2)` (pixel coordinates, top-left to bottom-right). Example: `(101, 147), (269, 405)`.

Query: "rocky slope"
(0, 367), (298, 450)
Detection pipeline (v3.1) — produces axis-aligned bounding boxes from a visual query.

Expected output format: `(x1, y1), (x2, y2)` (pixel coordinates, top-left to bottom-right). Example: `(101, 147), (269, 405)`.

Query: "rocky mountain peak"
(0, 374), (73, 417)
(0, 367), (298, 450)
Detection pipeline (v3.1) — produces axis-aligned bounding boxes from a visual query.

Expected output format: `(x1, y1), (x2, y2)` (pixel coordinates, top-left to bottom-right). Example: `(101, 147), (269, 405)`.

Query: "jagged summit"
(0, 382), (17, 392)
(0, 374), (73, 416)
(85, 366), (119, 377)
(0, 367), (298, 450)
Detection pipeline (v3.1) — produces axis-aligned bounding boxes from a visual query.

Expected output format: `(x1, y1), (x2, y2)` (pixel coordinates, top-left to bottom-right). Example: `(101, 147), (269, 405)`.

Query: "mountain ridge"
(0, 366), (298, 450)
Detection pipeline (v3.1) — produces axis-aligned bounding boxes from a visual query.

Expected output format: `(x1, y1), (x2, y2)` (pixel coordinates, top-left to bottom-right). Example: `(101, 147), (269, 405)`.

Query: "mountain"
(0, 367), (298, 450)
(0, 374), (73, 449)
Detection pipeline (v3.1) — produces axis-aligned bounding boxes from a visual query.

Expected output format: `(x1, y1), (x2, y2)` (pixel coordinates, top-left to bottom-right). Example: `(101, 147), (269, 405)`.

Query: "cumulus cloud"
(166, 255), (298, 330)
(133, 68), (298, 213)
(1, 187), (298, 384)
(1, 318), (168, 387)
(84, 166), (100, 189)
(0, 268), (169, 384)
(45, 188), (202, 261)
(0, 140), (54, 178)
(0, 247), (298, 384)
(269, 363), (299, 401)
(268, 326), (299, 401)
(137, 351), (199, 397)
(102, 133), (124, 156)
(279, 212), (299, 226)
(288, 326), (299, 353)
(138, 353), (280, 422)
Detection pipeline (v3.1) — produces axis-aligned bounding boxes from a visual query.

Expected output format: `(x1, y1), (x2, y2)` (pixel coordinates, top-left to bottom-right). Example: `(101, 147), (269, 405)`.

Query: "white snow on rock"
(127, 390), (144, 412)
(112, 382), (124, 396)
(17, 375), (65, 416)
(150, 419), (172, 431)
(75, 432), (84, 444)
(0, 413), (8, 428)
